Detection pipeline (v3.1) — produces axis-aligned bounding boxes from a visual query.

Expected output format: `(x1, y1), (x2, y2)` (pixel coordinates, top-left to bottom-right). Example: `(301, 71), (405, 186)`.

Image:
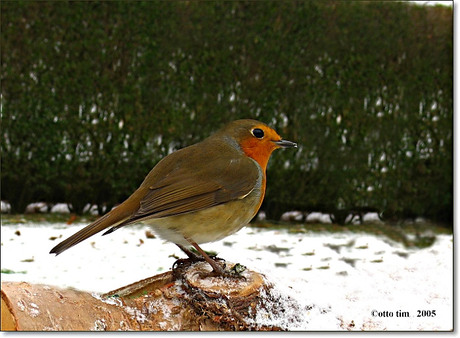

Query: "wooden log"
(1, 261), (286, 331)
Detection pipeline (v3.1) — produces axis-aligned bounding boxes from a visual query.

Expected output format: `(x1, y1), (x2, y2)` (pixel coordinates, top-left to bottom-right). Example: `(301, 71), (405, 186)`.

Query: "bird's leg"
(172, 244), (205, 275)
(186, 239), (225, 275)
(176, 244), (202, 261)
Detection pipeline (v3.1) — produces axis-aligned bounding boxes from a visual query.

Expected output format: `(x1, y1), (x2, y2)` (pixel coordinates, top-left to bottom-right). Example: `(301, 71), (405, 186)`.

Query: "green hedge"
(1, 1), (452, 224)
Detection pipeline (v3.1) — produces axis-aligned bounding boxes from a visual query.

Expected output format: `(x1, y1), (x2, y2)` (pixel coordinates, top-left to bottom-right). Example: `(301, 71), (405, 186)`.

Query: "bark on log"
(1, 261), (287, 331)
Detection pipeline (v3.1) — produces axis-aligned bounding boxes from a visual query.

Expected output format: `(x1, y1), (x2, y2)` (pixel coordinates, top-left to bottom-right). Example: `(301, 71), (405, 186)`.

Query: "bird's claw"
(196, 262), (247, 279)
(172, 257), (246, 279)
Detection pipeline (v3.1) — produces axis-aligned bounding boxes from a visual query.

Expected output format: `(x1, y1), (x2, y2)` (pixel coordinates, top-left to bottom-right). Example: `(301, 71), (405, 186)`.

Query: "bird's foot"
(196, 262), (247, 279)
(172, 257), (245, 279)
(175, 241), (244, 279)
(171, 256), (224, 277)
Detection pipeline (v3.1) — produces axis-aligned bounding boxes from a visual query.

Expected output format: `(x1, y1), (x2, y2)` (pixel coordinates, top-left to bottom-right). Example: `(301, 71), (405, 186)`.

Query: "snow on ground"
(1, 221), (453, 331)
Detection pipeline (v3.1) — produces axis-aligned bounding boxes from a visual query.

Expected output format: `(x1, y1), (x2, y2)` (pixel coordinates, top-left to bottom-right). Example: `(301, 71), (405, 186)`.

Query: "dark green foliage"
(1, 2), (452, 224)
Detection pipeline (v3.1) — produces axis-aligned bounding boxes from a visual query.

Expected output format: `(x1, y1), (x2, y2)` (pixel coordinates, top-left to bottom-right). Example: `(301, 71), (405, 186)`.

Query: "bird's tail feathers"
(49, 202), (136, 255)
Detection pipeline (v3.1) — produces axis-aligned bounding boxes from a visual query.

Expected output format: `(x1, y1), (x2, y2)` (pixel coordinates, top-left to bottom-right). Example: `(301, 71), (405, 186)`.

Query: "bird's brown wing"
(105, 154), (260, 233)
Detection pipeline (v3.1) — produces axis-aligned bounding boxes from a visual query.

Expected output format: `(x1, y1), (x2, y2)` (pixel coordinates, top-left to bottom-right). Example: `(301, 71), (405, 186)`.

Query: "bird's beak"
(274, 139), (297, 148)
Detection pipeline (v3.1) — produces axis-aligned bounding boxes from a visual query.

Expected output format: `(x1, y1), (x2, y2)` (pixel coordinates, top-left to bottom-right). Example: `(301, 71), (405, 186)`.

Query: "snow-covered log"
(1, 261), (291, 331)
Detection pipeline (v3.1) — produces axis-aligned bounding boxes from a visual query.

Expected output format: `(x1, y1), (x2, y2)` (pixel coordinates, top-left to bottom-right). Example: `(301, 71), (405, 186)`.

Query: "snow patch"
(50, 203), (71, 214)
(1, 200), (11, 213)
(306, 212), (332, 223)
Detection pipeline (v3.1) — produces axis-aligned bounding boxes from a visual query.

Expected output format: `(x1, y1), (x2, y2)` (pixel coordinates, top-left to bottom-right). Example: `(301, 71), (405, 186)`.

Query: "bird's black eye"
(252, 128), (264, 139)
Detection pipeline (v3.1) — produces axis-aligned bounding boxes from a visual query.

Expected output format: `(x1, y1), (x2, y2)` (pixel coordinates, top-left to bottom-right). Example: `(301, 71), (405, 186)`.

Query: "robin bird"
(50, 119), (297, 275)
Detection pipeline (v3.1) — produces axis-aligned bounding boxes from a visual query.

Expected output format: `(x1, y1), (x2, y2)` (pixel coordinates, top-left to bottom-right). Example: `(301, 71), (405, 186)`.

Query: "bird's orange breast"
(239, 138), (275, 212)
